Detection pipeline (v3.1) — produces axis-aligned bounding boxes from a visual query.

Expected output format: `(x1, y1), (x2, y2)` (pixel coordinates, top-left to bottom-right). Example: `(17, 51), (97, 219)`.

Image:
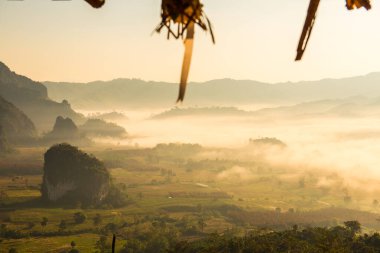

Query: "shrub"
(73, 212), (86, 224)
(8, 248), (17, 253)
(93, 214), (102, 226)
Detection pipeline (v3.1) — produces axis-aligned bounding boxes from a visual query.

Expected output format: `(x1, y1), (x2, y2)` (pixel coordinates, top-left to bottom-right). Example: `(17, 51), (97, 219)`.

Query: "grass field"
(1, 144), (380, 252)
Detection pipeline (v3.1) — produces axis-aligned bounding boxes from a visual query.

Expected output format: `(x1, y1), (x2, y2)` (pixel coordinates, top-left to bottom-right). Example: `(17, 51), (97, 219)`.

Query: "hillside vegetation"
(0, 95), (36, 144)
(0, 62), (83, 130)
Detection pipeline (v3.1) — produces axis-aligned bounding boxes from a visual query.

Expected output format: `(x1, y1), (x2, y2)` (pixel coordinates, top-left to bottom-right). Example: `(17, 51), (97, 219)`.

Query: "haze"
(2, 0), (380, 83)
(3, 1), (380, 251)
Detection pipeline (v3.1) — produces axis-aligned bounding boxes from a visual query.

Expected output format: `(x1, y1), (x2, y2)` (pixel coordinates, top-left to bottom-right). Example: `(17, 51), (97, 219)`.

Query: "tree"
(93, 213), (102, 226)
(198, 217), (206, 232)
(95, 235), (110, 253)
(119, 238), (145, 253)
(344, 195), (352, 204)
(344, 220), (361, 234)
(145, 235), (169, 253)
(103, 185), (128, 208)
(298, 177), (305, 188)
(8, 248), (17, 253)
(59, 220), (67, 231)
(103, 223), (118, 234)
(0, 223), (7, 236)
(41, 217), (48, 229)
(26, 222), (35, 230)
(73, 212), (86, 224)
(68, 241), (79, 253)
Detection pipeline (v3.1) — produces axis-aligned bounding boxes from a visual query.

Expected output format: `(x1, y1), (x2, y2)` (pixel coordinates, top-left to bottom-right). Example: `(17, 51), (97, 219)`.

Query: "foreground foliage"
(167, 221), (380, 253)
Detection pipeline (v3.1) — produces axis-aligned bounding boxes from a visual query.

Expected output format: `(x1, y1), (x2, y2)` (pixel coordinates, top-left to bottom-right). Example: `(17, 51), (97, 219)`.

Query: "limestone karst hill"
(41, 143), (110, 206)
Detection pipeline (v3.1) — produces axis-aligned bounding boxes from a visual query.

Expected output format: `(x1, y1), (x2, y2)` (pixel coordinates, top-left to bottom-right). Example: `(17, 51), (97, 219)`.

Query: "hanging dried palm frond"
(295, 0), (321, 61)
(156, 0), (214, 43)
(156, 0), (215, 102)
(296, 0), (372, 61)
(346, 0), (371, 10)
(84, 0), (105, 9)
(178, 22), (195, 102)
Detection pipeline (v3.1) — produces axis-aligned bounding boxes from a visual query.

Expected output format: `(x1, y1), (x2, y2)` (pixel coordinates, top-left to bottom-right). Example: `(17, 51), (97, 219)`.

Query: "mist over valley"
(2, 62), (380, 252)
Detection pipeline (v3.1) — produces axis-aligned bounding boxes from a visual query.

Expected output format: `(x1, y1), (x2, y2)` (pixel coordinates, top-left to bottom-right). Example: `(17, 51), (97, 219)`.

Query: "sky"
(1, 0), (380, 83)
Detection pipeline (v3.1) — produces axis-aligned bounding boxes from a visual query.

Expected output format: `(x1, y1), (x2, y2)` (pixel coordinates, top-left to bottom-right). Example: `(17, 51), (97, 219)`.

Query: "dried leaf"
(177, 22), (195, 103)
(295, 0), (321, 61)
(346, 0), (371, 10)
(157, 0), (214, 43)
(84, 0), (105, 9)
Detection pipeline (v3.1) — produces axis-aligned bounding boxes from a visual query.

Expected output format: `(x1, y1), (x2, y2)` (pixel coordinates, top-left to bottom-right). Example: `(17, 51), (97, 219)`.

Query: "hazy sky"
(1, 0), (380, 83)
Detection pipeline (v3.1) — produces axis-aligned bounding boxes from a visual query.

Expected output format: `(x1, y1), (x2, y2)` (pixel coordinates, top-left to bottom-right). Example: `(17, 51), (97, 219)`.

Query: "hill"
(41, 143), (110, 205)
(0, 62), (84, 131)
(45, 73), (380, 110)
(42, 116), (90, 146)
(0, 95), (37, 144)
(150, 97), (380, 120)
(79, 118), (128, 138)
(41, 117), (127, 145)
(151, 106), (250, 119)
(88, 111), (128, 122)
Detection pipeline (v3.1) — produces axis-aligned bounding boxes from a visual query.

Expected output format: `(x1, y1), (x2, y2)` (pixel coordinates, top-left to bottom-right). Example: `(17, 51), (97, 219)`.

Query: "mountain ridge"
(0, 95), (37, 144)
(150, 96), (380, 120)
(0, 62), (84, 130)
(44, 72), (380, 110)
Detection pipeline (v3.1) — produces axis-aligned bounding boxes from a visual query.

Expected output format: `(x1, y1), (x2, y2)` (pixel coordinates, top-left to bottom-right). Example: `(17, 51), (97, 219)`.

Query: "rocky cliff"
(0, 62), (84, 131)
(41, 143), (110, 205)
(0, 95), (37, 144)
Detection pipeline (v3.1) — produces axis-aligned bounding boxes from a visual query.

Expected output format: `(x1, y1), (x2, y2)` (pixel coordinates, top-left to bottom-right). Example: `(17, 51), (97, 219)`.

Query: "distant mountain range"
(3, 59), (380, 130)
(151, 96), (380, 120)
(45, 73), (380, 110)
(151, 107), (250, 119)
(0, 62), (84, 130)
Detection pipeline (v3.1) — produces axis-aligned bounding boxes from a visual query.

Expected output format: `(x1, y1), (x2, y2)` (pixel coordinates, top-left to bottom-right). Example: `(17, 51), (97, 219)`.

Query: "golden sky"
(1, 0), (380, 83)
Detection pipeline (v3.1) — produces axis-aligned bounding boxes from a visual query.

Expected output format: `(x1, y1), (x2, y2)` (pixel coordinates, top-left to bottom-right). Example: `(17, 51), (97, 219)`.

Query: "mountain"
(0, 95), (37, 144)
(42, 116), (90, 146)
(150, 97), (380, 120)
(47, 116), (80, 139)
(79, 118), (128, 138)
(0, 62), (84, 131)
(88, 111), (128, 123)
(45, 79), (178, 109)
(151, 107), (250, 119)
(44, 73), (380, 110)
(42, 116), (127, 145)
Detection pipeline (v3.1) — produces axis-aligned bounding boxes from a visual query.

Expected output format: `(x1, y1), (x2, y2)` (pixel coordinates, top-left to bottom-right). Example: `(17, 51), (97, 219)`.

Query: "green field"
(1, 144), (380, 252)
